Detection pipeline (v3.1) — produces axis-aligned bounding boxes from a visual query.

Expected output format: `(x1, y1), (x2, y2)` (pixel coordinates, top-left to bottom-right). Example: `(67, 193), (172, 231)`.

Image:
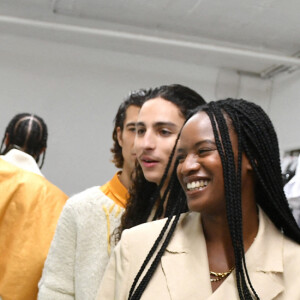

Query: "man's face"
(135, 97), (185, 185)
(117, 105), (140, 174)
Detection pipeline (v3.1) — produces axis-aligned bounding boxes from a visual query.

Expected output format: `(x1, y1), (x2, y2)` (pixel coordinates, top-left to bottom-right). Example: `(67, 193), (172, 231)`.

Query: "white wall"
(270, 71), (300, 155)
(0, 33), (288, 195)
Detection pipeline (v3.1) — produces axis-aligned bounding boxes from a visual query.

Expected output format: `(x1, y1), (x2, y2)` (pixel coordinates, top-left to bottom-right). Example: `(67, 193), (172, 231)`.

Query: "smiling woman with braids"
(97, 99), (300, 300)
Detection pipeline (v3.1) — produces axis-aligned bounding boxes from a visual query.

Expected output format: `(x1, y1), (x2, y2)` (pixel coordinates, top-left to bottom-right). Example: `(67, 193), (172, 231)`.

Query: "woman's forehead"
(179, 111), (236, 147)
(182, 111), (211, 133)
(179, 112), (213, 145)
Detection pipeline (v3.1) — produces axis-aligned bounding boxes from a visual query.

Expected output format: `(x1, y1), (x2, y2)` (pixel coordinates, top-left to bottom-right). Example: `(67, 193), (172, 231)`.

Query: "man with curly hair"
(38, 89), (148, 300)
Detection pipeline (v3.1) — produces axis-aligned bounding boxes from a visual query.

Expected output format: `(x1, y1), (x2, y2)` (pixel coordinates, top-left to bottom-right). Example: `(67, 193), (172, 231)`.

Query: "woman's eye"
(176, 154), (186, 163)
(198, 148), (215, 155)
(128, 127), (136, 133)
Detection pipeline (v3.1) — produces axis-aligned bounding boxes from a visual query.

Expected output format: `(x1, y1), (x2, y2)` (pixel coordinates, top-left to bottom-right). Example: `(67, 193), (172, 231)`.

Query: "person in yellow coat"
(0, 113), (67, 300)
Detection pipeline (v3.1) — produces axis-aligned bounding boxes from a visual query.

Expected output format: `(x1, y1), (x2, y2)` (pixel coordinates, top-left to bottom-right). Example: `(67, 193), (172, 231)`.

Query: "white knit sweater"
(38, 186), (124, 300)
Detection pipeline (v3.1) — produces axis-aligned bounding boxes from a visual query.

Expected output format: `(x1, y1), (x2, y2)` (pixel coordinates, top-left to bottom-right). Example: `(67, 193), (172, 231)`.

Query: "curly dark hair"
(0, 113), (48, 168)
(117, 84), (206, 238)
(111, 89), (149, 168)
(127, 98), (300, 300)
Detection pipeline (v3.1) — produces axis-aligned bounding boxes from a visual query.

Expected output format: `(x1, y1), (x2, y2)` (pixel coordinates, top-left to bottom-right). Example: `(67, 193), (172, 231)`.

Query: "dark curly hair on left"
(111, 89), (149, 168)
(0, 113), (48, 168)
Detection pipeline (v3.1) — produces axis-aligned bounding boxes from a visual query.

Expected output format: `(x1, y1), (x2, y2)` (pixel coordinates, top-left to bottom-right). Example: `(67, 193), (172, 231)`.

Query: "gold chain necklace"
(210, 267), (234, 282)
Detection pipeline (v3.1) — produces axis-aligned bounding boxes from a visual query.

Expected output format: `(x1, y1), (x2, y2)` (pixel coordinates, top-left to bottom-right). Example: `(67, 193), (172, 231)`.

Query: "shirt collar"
(109, 172), (129, 207)
(0, 149), (43, 177)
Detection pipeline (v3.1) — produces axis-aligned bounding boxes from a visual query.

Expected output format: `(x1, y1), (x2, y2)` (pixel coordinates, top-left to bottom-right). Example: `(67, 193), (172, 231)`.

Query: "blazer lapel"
(242, 208), (285, 299)
(210, 208), (285, 300)
(247, 271), (283, 300)
(161, 212), (212, 300)
(161, 209), (285, 300)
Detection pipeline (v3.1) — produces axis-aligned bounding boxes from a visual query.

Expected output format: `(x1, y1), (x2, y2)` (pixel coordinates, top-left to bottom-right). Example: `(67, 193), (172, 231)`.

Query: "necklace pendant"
(210, 267), (234, 282)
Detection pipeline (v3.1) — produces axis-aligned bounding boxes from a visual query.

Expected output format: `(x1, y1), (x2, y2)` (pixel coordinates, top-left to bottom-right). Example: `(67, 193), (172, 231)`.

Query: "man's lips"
(139, 156), (159, 168)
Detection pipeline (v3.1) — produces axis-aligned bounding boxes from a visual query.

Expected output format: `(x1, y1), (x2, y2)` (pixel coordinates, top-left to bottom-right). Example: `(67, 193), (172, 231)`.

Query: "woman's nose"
(180, 154), (200, 175)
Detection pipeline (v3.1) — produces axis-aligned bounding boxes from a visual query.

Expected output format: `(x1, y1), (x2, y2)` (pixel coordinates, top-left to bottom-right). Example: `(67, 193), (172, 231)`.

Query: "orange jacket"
(0, 158), (67, 300)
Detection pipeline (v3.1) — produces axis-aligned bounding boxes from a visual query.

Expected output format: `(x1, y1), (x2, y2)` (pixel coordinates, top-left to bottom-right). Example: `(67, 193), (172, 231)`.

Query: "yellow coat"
(0, 158), (67, 300)
(97, 208), (300, 300)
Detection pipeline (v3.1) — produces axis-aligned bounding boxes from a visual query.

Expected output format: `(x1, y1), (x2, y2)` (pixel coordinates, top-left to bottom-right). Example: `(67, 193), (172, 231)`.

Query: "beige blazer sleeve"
(96, 239), (128, 300)
(96, 219), (172, 300)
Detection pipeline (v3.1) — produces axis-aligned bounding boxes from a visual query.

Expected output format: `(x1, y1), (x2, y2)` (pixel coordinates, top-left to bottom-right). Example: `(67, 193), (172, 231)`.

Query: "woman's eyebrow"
(194, 140), (216, 147)
(177, 140), (216, 153)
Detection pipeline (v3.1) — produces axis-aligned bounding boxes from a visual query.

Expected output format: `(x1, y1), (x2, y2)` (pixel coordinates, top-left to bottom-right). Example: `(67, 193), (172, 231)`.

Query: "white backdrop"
(0, 33), (297, 196)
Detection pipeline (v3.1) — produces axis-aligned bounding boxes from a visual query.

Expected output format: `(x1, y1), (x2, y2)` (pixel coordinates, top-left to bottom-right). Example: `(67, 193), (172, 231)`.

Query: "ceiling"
(1, 0), (300, 77)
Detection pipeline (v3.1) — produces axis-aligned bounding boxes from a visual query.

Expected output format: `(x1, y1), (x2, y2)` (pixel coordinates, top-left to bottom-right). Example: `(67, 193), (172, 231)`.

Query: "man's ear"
(4, 133), (10, 146)
(116, 127), (123, 147)
(39, 147), (46, 155)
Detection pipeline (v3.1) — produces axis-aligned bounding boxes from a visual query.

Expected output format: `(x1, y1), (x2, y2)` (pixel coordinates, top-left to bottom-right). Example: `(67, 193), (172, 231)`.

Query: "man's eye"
(137, 128), (145, 136)
(128, 127), (136, 132)
(160, 129), (171, 136)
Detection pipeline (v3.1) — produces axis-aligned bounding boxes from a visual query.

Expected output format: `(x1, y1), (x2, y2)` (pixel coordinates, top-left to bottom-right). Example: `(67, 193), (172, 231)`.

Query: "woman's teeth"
(186, 180), (208, 191)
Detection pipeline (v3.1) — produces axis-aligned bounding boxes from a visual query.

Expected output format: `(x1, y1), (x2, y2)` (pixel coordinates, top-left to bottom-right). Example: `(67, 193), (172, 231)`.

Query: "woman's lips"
(182, 178), (209, 197)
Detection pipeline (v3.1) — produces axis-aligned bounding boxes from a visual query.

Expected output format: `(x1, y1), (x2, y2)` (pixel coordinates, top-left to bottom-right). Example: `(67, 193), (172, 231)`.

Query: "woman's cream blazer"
(96, 208), (300, 300)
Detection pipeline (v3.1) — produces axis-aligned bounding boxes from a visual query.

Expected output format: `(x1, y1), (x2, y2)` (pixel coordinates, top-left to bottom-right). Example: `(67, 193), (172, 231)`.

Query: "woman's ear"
(243, 154), (254, 171)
